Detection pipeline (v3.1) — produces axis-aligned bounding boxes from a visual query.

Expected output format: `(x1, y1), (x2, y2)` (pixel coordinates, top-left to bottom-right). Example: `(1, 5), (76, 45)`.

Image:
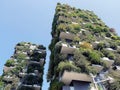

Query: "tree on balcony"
(57, 61), (80, 73)
(80, 42), (93, 50)
(73, 50), (90, 73)
(88, 50), (101, 65)
(5, 59), (15, 67)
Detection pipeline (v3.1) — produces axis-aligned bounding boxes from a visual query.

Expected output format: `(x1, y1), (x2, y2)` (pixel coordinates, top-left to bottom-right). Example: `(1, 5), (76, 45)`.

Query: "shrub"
(92, 26), (102, 33)
(80, 42), (93, 49)
(5, 59), (15, 67)
(87, 66), (97, 75)
(107, 52), (115, 60)
(96, 42), (105, 50)
(0, 81), (4, 87)
(15, 53), (27, 61)
(50, 80), (64, 90)
(73, 50), (89, 72)
(110, 42), (117, 50)
(73, 24), (81, 30)
(88, 51), (101, 64)
(109, 80), (120, 90)
(57, 61), (80, 72)
(111, 35), (118, 40)
(106, 32), (111, 37)
(68, 24), (81, 34)
(57, 24), (67, 31)
(73, 36), (80, 42)
(84, 23), (94, 30)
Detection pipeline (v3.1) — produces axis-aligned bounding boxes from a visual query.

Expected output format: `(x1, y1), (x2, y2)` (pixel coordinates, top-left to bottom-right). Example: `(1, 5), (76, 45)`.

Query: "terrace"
(60, 71), (92, 85)
(3, 76), (13, 82)
(3, 66), (15, 73)
(60, 43), (77, 54)
(61, 71), (92, 90)
(59, 32), (75, 42)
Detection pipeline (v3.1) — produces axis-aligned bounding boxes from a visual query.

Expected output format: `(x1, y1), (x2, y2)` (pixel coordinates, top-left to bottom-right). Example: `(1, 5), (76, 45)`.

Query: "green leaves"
(57, 61), (80, 72)
(5, 59), (15, 67)
(109, 80), (120, 90)
(88, 50), (101, 64)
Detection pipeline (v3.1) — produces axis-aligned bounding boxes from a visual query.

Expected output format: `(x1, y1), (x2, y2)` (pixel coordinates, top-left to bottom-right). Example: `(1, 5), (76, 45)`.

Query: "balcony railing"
(60, 43), (77, 54)
(60, 71), (92, 85)
(3, 76), (13, 82)
(59, 32), (75, 41)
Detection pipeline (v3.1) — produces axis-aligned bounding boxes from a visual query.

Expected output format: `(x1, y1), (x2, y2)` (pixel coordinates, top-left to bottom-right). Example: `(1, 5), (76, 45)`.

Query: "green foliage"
(17, 42), (27, 46)
(48, 4), (120, 87)
(49, 38), (59, 50)
(80, 42), (93, 49)
(0, 80), (4, 87)
(107, 52), (115, 60)
(115, 55), (120, 66)
(4, 84), (11, 90)
(49, 80), (64, 90)
(15, 53), (26, 61)
(88, 50), (101, 64)
(57, 61), (80, 72)
(57, 24), (67, 31)
(84, 23), (94, 30)
(102, 49), (115, 60)
(67, 24), (80, 34)
(5, 59), (15, 67)
(72, 24), (81, 30)
(111, 35), (119, 40)
(73, 36), (80, 42)
(106, 32), (111, 37)
(92, 26), (103, 33)
(110, 42), (117, 50)
(73, 50), (90, 73)
(87, 66), (97, 75)
(109, 80), (120, 90)
(96, 42), (105, 50)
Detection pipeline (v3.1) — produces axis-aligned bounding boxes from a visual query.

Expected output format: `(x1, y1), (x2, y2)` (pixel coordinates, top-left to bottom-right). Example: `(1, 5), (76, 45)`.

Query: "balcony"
(91, 64), (103, 72)
(20, 84), (41, 90)
(27, 60), (41, 65)
(22, 75), (41, 86)
(59, 32), (75, 41)
(60, 43), (77, 54)
(60, 71), (92, 85)
(27, 64), (42, 73)
(61, 71), (92, 90)
(19, 72), (26, 78)
(62, 82), (91, 90)
(30, 45), (37, 50)
(3, 66), (15, 73)
(3, 76), (13, 82)
(34, 49), (46, 54)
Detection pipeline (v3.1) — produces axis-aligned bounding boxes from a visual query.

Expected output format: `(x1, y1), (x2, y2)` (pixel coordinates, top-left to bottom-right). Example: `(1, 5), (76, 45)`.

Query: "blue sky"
(0, 0), (120, 90)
